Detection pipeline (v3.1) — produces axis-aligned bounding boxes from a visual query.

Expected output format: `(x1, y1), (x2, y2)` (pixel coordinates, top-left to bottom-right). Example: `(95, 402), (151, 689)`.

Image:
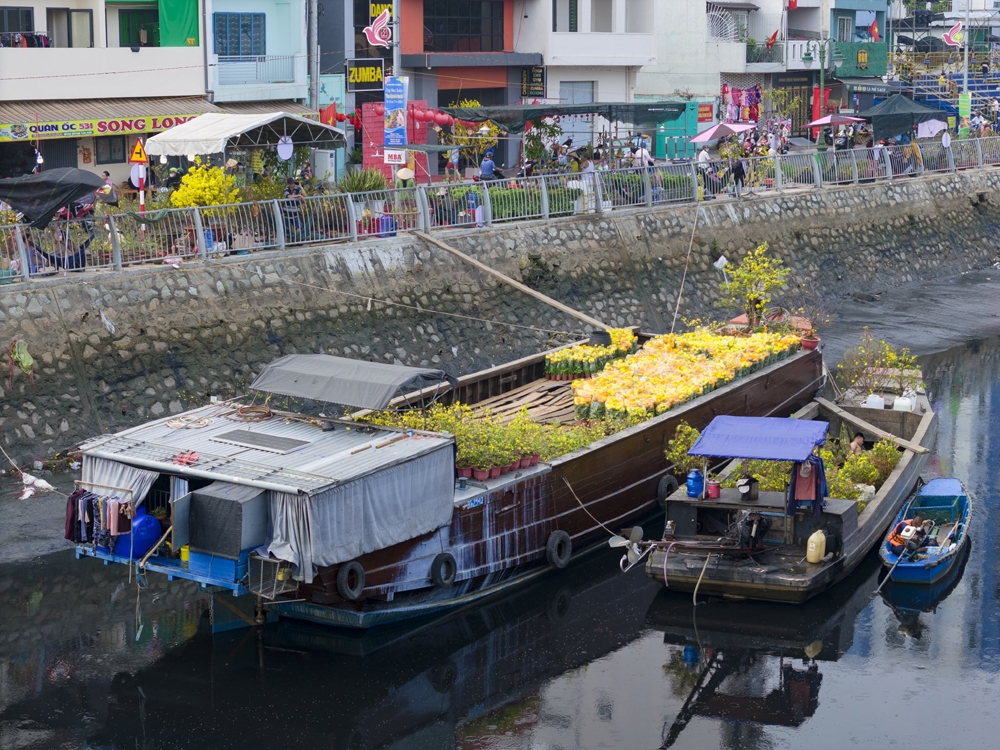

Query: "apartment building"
(0, 0), (312, 180)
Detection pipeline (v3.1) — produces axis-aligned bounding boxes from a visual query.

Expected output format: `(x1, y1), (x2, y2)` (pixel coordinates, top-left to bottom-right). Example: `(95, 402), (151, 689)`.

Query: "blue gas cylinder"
(686, 469), (704, 498)
(117, 506), (161, 560)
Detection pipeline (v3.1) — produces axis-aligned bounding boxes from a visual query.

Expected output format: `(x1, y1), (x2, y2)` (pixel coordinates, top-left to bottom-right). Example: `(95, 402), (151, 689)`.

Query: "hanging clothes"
(786, 455), (829, 517)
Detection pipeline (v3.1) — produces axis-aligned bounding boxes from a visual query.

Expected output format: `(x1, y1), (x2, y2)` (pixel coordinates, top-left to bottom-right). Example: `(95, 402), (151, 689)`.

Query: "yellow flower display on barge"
(544, 328), (638, 378)
(572, 329), (802, 421)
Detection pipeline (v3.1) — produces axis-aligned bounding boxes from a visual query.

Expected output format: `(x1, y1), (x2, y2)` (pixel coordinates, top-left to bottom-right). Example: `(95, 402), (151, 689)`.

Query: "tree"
(439, 98), (501, 163)
(762, 87), (801, 121)
(523, 117), (563, 162)
(718, 242), (790, 327)
(169, 159), (238, 210)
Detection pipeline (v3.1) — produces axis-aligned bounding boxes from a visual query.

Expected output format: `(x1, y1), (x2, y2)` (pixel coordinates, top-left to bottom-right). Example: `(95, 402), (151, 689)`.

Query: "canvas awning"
(440, 101), (685, 133)
(688, 416), (829, 462)
(857, 94), (946, 141)
(0, 168), (106, 228)
(145, 112), (344, 156)
(250, 354), (457, 409)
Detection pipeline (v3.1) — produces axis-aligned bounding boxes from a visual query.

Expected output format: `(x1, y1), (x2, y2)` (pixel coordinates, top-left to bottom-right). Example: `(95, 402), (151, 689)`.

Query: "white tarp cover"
(82, 455), (158, 505)
(145, 112), (345, 156)
(267, 444), (455, 582)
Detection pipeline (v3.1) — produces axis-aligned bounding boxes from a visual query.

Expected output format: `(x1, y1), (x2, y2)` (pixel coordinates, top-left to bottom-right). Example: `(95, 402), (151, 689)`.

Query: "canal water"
(2, 282), (1000, 748)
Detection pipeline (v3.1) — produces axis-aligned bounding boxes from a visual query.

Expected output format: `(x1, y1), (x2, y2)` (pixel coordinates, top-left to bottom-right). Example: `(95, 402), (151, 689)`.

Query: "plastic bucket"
(706, 480), (721, 499)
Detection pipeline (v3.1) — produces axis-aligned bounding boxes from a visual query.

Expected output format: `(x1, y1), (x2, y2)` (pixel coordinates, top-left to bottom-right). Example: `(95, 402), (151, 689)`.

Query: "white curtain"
(268, 445), (454, 583)
(81, 455), (159, 505)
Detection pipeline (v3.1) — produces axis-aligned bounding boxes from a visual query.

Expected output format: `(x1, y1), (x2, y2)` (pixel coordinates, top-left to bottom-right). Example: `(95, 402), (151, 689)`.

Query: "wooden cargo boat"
(878, 477), (972, 585)
(71, 334), (823, 630)
(643, 390), (936, 603)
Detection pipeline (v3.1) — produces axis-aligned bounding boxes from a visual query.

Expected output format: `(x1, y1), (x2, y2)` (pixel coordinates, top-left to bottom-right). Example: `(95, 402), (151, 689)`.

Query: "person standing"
(731, 158), (746, 200)
(281, 177), (305, 237)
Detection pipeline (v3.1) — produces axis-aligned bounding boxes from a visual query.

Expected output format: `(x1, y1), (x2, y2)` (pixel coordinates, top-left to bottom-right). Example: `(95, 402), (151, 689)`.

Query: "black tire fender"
(337, 561), (366, 601)
(546, 530), (572, 569)
(430, 552), (458, 588)
(657, 474), (679, 510)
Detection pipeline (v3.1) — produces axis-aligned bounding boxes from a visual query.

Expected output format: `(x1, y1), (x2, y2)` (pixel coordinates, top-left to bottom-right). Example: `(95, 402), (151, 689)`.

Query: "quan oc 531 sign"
(0, 114), (200, 142)
(346, 58), (385, 92)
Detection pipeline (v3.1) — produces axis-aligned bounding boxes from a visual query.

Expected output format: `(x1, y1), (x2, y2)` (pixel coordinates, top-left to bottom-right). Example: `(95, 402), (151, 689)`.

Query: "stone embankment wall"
(1, 169), (998, 458)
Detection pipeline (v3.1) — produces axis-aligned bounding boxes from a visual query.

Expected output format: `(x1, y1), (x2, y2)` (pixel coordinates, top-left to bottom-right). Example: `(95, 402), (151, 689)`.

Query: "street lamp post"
(801, 39), (845, 152)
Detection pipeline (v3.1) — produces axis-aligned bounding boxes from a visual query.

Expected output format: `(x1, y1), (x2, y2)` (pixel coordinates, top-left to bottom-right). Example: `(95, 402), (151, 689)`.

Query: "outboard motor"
(732, 509), (772, 548)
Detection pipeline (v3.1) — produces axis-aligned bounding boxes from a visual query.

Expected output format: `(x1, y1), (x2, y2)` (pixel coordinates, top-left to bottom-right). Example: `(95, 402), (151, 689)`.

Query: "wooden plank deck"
(470, 378), (578, 425)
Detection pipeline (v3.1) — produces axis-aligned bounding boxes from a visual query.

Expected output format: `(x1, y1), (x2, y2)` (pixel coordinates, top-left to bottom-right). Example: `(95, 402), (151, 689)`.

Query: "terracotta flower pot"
(472, 468), (490, 481)
(499, 464), (509, 476)
(456, 466), (473, 479)
(519, 456), (531, 469)
(489, 466), (502, 479)
(800, 336), (821, 351)
(529, 454), (540, 466)
(508, 460), (520, 473)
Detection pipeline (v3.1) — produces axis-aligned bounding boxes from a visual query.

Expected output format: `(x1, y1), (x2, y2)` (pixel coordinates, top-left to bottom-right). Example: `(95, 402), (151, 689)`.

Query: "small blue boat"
(879, 478), (972, 585)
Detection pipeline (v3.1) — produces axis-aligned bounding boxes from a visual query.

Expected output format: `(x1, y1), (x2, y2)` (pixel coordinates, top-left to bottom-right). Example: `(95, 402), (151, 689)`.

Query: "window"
(119, 8), (160, 48)
(423, 0), (504, 53)
(46, 8), (93, 47)
(213, 12), (265, 57)
(96, 136), (127, 165)
(837, 16), (852, 43)
(0, 6), (33, 33)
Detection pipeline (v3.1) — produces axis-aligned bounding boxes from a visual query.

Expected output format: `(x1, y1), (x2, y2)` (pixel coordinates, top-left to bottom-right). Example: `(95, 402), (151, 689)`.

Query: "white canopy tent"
(145, 112), (345, 156)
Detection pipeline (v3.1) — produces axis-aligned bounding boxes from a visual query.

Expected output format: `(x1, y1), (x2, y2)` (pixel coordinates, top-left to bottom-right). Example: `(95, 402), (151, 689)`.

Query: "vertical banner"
(383, 76), (408, 147)
(959, 92), (971, 138)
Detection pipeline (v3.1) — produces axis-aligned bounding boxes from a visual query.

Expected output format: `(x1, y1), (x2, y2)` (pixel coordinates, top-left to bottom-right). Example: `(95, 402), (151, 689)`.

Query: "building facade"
(0, 0), (312, 180)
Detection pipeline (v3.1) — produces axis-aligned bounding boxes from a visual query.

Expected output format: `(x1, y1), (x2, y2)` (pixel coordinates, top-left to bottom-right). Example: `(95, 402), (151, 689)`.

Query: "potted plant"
(717, 242), (790, 329)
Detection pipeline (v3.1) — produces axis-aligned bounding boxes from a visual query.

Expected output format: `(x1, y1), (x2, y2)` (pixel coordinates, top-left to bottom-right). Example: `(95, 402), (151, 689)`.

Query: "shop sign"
(0, 114), (200, 143)
(369, 3), (392, 22)
(856, 48), (869, 70)
(346, 58), (385, 92)
(697, 103), (714, 122)
(847, 82), (888, 94)
(383, 75), (408, 147)
(384, 149), (406, 165)
(364, 8), (392, 49)
(773, 73), (811, 87)
(521, 66), (546, 98)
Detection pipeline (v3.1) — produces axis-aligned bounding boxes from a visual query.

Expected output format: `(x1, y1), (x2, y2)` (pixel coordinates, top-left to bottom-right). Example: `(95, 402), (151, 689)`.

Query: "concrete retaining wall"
(2, 169), (999, 458)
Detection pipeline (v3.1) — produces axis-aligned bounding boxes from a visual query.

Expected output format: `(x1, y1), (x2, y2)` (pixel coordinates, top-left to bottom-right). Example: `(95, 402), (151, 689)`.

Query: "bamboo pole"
(413, 231), (611, 331)
(814, 396), (929, 454)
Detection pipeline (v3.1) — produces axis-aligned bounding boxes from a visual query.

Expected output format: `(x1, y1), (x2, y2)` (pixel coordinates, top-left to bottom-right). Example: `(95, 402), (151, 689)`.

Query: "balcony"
(548, 31), (655, 67)
(0, 46), (205, 101)
(746, 42), (786, 72)
(209, 54), (308, 102)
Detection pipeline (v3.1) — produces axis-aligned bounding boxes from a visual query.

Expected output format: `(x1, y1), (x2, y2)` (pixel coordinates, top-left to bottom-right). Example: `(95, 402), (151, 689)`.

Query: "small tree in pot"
(718, 241), (790, 329)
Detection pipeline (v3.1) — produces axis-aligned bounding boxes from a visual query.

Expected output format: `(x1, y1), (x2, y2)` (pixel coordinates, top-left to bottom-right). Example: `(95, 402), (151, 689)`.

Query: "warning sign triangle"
(129, 138), (148, 163)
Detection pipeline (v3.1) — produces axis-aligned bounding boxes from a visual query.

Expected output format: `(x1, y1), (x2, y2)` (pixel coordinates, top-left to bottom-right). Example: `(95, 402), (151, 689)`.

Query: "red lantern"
(337, 113), (347, 122)
(445, 115), (454, 125)
(434, 112), (449, 125)
(374, 103), (385, 117)
(413, 109), (425, 122)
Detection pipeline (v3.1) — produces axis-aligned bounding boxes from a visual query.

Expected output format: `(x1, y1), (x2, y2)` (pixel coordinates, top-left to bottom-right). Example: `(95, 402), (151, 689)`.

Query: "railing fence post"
(975, 138), (984, 168)
(642, 167), (653, 207)
(190, 208), (207, 260)
(540, 176), (550, 219)
(689, 162), (699, 201)
(107, 215), (124, 270)
(946, 143), (956, 172)
(593, 172), (604, 214)
(13, 225), (30, 281)
(774, 154), (783, 191)
(344, 195), (359, 242)
(849, 150), (859, 184)
(881, 146), (894, 179)
(811, 153), (823, 188)
(481, 184), (493, 227)
(414, 186), (429, 231)
(271, 200), (286, 250)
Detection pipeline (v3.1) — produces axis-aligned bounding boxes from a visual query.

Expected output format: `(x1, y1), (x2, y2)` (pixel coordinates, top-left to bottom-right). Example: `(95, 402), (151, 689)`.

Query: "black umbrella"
(0, 168), (106, 228)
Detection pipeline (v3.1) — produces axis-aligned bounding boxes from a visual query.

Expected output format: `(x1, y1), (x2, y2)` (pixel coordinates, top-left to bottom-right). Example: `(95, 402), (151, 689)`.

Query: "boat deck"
(470, 378), (576, 426)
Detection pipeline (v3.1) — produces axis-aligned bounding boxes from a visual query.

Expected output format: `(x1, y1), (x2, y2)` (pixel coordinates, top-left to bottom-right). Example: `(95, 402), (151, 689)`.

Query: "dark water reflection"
(2, 335), (1000, 748)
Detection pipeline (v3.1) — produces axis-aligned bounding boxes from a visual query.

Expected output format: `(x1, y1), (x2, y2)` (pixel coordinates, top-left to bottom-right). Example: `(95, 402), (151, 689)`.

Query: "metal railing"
(217, 54), (296, 85)
(4, 136), (1000, 284)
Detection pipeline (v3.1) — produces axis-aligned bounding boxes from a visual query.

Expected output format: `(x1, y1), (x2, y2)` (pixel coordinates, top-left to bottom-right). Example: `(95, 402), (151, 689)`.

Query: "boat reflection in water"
(879, 538), (972, 640)
(86, 549), (662, 749)
(645, 553), (883, 749)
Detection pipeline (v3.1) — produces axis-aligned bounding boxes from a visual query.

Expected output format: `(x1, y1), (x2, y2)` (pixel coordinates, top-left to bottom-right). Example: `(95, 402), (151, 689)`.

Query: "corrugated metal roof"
(216, 100), (318, 117)
(81, 404), (453, 494)
(0, 96), (220, 124)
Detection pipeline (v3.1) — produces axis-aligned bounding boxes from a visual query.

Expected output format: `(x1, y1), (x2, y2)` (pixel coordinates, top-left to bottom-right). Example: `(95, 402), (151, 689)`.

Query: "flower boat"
(70, 329), (824, 630)
(640, 384), (936, 604)
(878, 478), (972, 586)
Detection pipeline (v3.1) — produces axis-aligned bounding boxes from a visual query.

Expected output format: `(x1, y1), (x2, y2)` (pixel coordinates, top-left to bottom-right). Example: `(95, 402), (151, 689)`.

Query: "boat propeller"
(610, 526), (647, 571)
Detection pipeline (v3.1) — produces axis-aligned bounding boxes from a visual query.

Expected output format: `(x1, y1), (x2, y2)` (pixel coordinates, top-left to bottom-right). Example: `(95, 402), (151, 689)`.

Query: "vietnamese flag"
(766, 29), (779, 49)
(869, 18), (880, 42)
(320, 103), (338, 126)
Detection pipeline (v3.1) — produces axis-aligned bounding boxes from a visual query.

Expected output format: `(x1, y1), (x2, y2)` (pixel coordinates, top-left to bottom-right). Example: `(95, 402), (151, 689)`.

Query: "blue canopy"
(917, 478), (965, 499)
(688, 416), (829, 462)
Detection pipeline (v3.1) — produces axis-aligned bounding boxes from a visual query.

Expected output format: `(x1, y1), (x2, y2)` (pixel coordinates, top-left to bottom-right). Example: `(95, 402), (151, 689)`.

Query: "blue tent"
(688, 416), (829, 462)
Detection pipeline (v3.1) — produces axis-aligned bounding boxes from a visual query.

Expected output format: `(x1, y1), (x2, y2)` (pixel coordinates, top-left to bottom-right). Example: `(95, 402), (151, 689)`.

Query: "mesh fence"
(425, 183), (487, 228)
(884, 145), (921, 177)
(599, 168), (651, 209)
(780, 152), (818, 188)
(980, 136), (1000, 166)
(112, 207), (199, 266)
(0, 225), (24, 283)
(653, 163), (698, 203)
(22, 216), (115, 275)
(951, 140), (981, 170)
(198, 201), (281, 254)
(542, 172), (601, 216)
(918, 142), (950, 173)
(485, 175), (547, 222)
(350, 188), (423, 238)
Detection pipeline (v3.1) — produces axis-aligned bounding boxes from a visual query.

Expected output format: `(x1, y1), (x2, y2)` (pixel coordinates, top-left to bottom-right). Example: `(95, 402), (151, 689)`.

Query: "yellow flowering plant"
(545, 329), (638, 379)
(169, 158), (239, 214)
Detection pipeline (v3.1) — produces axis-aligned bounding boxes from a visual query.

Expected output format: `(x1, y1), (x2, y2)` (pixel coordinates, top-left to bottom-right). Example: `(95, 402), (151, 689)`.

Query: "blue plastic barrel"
(116, 506), (161, 560)
(686, 469), (704, 498)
